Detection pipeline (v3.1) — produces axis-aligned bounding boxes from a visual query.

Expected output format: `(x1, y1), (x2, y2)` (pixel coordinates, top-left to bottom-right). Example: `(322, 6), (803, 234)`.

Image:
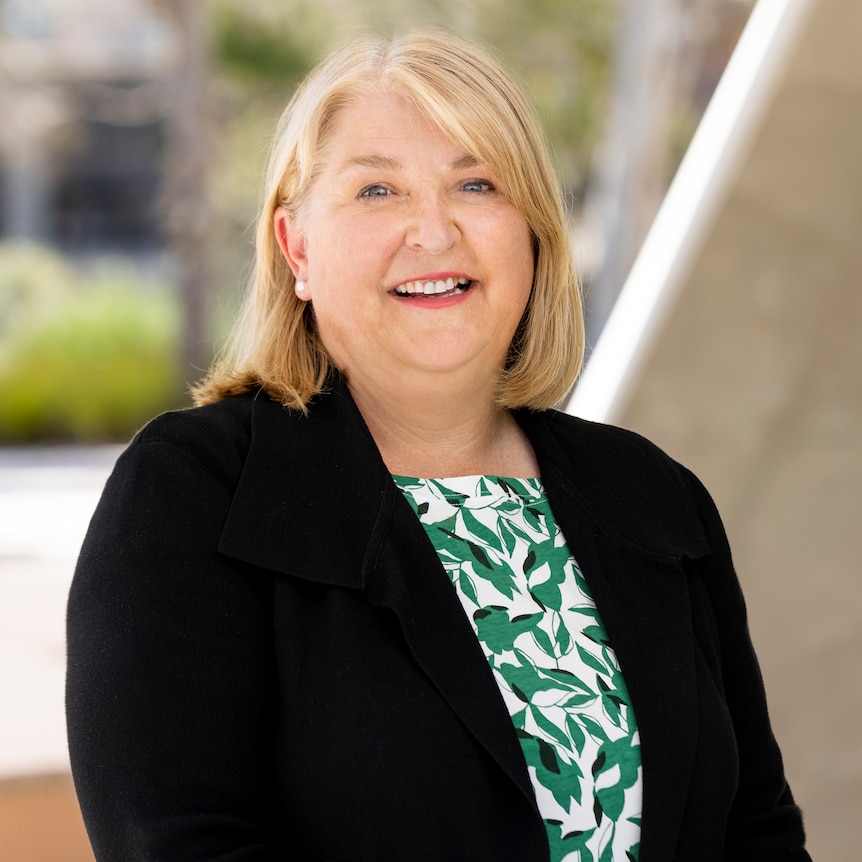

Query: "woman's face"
(275, 90), (535, 391)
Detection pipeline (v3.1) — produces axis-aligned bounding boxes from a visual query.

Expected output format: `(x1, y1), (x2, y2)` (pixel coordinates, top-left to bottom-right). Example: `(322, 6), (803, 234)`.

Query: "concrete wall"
(618, 0), (862, 858)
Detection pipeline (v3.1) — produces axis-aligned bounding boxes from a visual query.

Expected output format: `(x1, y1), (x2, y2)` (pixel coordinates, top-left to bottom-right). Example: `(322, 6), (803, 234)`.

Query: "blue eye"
(461, 179), (495, 193)
(359, 184), (391, 199)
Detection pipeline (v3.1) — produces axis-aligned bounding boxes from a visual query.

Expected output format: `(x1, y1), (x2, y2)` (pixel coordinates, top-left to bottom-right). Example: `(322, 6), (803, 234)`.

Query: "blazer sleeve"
(684, 467), (811, 861)
(66, 417), (275, 860)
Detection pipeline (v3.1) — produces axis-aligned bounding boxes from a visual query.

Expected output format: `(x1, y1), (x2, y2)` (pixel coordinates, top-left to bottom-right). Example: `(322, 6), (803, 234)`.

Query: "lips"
(393, 276), (472, 297)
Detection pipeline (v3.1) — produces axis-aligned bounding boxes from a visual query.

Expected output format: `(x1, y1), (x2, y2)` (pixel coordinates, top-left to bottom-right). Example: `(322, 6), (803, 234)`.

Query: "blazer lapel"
(520, 409), (706, 862)
(218, 385), (388, 589)
(218, 382), (540, 811)
(364, 481), (539, 805)
(552, 509), (699, 862)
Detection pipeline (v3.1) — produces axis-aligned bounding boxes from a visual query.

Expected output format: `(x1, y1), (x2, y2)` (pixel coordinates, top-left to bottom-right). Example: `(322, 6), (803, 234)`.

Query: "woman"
(67, 29), (810, 862)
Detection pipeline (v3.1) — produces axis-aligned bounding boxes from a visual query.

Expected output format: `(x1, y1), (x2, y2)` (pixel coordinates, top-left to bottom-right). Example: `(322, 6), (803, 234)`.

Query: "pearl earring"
(296, 281), (306, 293)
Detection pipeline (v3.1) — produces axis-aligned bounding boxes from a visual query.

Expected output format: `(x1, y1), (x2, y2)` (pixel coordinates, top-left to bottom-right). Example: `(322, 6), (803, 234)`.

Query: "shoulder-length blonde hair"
(193, 28), (584, 411)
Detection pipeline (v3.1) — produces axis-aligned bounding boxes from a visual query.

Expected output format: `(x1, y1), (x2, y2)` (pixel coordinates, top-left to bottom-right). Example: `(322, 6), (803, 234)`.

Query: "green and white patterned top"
(394, 474), (642, 862)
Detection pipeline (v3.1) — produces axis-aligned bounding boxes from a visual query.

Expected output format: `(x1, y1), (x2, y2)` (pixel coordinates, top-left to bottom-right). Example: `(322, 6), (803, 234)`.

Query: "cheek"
(506, 233), (537, 327)
(311, 216), (398, 286)
(501, 222), (536, 295)
(483, 208), (533, 266)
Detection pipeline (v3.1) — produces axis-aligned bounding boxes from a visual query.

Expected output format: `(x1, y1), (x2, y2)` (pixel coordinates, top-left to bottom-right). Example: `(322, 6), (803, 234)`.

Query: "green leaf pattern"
(394, 474), (641, 862)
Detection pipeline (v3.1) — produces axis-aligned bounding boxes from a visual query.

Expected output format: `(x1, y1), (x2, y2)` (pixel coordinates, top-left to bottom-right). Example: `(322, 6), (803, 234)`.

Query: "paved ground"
(0, 446), (122, 779)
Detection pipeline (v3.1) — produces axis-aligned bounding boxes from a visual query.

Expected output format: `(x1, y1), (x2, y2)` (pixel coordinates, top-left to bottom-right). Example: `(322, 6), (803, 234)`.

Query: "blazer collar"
(218, 379), (543, 817)
(219, 377), (710, 579)
(514, 406), (710, 566)
(219, 378), (391, 588)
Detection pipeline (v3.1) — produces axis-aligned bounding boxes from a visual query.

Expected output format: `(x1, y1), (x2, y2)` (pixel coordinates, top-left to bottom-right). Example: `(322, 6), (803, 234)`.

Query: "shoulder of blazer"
(128, 384), (717, 575)
(122, 384), (384, 584)
(133, 382), (394, 590)
(516, 407), (713, 566)
(128, 391), (258, 491)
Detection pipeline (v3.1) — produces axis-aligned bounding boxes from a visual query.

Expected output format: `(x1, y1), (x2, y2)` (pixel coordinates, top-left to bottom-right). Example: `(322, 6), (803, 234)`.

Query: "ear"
(273, 207), (310, 300)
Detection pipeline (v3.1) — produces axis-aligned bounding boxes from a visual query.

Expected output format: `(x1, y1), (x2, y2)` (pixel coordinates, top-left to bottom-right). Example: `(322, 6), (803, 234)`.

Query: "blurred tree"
(211, 1), (318, 87)
(156, 0), (213, 382)
(0, 241), (181, 442)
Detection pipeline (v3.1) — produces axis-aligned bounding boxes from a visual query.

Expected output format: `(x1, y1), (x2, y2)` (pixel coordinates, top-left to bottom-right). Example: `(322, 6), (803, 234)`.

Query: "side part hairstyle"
(193, 28), (584, 411)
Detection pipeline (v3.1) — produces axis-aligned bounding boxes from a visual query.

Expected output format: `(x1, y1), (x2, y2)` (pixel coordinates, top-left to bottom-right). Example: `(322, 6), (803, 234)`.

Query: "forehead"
(322, 90), (478, 172)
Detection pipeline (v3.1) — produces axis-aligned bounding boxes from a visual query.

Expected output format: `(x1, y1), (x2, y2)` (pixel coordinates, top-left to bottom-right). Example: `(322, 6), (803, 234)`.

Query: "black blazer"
(66, 378), (810, 861)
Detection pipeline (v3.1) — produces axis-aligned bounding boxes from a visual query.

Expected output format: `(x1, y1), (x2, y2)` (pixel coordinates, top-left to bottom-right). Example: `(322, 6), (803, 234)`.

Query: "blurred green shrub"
(0, 242), (183, 442)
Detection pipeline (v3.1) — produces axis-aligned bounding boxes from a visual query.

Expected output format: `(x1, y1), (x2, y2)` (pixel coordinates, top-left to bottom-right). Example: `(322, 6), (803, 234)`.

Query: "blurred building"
(0, 0), (176, 259)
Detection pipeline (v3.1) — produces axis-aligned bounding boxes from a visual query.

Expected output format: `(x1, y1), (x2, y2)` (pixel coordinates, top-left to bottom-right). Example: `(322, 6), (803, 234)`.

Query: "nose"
(404, 191), (460, 255)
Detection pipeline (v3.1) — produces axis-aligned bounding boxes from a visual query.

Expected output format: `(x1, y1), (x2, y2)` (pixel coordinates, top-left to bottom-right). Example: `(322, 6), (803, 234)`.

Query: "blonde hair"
(193, 28), (584, 410)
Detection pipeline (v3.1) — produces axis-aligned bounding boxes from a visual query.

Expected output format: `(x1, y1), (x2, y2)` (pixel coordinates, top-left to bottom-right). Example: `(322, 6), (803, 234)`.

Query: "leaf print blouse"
(393, 474), (642, 862)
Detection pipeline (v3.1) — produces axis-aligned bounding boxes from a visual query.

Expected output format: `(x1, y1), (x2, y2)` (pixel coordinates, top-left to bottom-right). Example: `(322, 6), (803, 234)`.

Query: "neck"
(344, 368), (539, 479)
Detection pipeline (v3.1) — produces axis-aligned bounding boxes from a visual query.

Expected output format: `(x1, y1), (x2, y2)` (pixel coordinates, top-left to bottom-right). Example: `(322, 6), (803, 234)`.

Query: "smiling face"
(274, 90), (536, 395)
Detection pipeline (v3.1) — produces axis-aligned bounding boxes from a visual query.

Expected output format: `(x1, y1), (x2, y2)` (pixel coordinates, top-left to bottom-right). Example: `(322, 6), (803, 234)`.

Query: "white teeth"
(395, 277), (470, 296)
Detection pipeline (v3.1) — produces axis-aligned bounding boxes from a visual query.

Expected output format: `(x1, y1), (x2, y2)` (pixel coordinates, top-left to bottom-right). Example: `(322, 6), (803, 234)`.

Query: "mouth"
(392, 276), (474, 299)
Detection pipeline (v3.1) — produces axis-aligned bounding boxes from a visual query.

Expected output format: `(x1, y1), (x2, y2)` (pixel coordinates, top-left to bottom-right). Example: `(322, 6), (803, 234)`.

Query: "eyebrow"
(341, 155), (401, 172)
(338, 153), (483, 173)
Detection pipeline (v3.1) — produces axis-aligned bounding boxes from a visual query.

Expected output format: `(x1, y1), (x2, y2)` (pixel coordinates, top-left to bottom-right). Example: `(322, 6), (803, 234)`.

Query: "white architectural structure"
(570, 1), (861, 859)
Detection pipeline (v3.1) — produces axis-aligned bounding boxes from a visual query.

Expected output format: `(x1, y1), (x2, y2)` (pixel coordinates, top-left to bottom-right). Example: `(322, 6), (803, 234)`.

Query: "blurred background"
(0, 0), (858, 859)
